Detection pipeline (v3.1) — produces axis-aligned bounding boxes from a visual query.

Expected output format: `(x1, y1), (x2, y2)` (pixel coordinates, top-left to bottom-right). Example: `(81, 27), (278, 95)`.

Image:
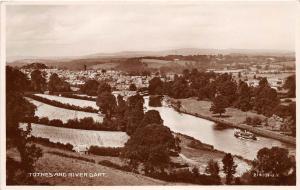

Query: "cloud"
(6, 2), (296, 58)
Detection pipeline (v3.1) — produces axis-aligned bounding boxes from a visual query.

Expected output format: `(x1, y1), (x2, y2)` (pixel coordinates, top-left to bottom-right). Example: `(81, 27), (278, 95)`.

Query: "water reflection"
(143, 96), (295, 160)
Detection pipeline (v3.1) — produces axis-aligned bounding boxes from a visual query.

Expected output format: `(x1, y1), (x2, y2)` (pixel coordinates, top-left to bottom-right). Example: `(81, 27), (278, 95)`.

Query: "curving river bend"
(143, 96), (295, 160)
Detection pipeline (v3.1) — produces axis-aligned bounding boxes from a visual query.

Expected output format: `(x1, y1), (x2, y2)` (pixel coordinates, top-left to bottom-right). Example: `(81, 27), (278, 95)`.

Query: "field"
(26, 98), (103, 123)
(88, 62), (119, 70)
(177, 97), (266, 125)
(35, 94), (98, 109)
(7, 146), (175, 185)
(20, 123), (129, 148)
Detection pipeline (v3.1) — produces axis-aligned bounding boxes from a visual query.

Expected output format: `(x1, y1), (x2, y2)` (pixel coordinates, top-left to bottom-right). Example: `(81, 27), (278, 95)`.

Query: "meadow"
(26, 98), (103, 123)
(20, 123), (129, 148)
(35, 94), (98, 109)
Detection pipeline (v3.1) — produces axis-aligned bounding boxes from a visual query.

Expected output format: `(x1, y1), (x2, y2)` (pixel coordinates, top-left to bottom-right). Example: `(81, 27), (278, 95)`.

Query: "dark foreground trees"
(121, 124), (178, 174)
(241, 146), (296, 185)
(222, 153), (237, 184)
(205, 159), (221, 184)
(6, 66), (43, 185)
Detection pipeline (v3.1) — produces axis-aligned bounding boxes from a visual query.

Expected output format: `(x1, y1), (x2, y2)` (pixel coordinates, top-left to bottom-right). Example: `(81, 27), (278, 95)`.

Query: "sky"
(6, 2), (296, 59)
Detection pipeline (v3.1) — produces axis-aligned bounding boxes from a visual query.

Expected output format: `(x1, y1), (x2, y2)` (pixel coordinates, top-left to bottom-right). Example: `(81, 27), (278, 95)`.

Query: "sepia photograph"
(1, 0), (298, 187)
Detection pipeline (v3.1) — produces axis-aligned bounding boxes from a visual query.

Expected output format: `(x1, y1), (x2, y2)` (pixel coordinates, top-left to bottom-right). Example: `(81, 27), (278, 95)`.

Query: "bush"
(29, 136), (73, 151)
(39, 117), (50, 125)
(48, 151), (95, 163)
(147, 168), (221, 185)
(149, 95), (163, 107)
(32, 117), (120, 131)
(98, 160), (131, 172)
(49, 119), (63, 127)
(88, 146), (123, 157)
(61, 94), (96, 101)
(245, 116), (262, 127)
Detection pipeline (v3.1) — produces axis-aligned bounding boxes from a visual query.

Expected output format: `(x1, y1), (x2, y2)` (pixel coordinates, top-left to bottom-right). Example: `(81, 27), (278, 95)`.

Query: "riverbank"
(174, 133), (251, 177)
(168, 97), (296, 145)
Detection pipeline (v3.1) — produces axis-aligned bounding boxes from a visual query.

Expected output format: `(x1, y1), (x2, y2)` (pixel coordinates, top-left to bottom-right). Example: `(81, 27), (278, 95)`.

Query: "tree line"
(23, 116), (120, 131)
(148, 69), (296, 134)
(26, 94), (98, 113)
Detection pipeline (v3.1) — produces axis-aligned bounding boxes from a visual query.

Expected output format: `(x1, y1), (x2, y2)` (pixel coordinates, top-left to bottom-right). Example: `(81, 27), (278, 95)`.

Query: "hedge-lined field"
(20, 123), (129, 148)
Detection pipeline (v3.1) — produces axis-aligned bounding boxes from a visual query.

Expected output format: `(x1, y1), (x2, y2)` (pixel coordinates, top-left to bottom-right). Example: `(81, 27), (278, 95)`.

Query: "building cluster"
(21, 68), (159, 91)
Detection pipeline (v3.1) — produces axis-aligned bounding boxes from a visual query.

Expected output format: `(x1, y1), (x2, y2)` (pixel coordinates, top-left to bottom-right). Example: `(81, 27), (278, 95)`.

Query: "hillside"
(7, 48), (295, 71)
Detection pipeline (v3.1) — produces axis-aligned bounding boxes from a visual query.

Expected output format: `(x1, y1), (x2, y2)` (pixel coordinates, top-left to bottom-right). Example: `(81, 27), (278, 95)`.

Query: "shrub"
(245, 116), (262, 127)
(88, 146), (123, 157)
(49, 119), (63, 127)
(32, 116), (120, 131)
(98, 160), (131, 172)
(29, 136), (73, 151)
(61, 94), (96, 101)
(48, 151), (95, 163)
(149, 95), (163, 107)
(39, 117), (50, 125)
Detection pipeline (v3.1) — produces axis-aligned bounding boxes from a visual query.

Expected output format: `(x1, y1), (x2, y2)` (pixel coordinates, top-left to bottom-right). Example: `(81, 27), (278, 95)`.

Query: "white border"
(0, 0), (299, 190)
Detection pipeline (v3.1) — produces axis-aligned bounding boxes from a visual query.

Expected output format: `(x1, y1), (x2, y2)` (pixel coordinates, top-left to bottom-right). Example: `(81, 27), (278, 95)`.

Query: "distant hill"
(7, 48), (295, 70)
(20, 62), (48, 69)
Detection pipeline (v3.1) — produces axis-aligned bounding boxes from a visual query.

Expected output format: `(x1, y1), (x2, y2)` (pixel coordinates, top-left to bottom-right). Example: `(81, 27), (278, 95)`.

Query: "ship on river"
(234, 129), (257, 140)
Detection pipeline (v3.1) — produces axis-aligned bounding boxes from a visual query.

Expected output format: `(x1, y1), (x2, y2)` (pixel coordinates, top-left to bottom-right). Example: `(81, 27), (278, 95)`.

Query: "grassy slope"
(7, 145), (179, 186)
(177, 97), (266, 125)
(174, 134), (251, 177)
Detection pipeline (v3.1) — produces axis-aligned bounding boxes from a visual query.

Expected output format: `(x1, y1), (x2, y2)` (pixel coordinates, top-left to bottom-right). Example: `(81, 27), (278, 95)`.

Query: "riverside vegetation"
(6, 66), (296, 185)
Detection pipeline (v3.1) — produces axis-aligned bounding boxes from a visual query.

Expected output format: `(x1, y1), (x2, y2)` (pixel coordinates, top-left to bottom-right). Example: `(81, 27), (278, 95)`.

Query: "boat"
(234, 129), (257, 140)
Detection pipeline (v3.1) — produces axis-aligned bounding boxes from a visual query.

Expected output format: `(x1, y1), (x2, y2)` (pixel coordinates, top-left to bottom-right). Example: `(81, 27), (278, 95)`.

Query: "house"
(73, 145), (89, 154)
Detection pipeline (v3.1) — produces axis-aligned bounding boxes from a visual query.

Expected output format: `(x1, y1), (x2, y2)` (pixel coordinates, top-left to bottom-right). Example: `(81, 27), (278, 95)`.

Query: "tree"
(6, 66), (43, 185)
(125, 94), (145, 135)
(215, 73), (237, 106)
(80, 79), (99, 96)
(205, 159), (221, 184)
(235, 81), (252, 111)
(254, 79), (279, 116)
(210, 95), (228, 117)
(222, 153), (237, 184)
(148, 95), (162, 107)
(140, 110), (163, 128)
(115, 95), (128, 131)
(252, 147), (293, 178)
(121, 124), (178, 174)
(30, 69), (46, 92)
(206, 159), (220, 177)
(48, 73), (70, 92)
(97, 81), (112, 93)
(96, 88), (117, 119)
(283, 75), (295, 98)
(129, 83), (137, 91)
(149, 77), (163, 95)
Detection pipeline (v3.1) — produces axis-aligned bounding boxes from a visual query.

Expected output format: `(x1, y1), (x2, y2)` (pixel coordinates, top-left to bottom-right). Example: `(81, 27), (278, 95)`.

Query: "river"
(143, 96), (295, 160)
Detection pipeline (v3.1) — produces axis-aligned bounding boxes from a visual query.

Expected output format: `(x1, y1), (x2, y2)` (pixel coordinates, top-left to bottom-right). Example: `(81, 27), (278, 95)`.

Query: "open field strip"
(20, 123), (129, 148)
(35, 93), (98, 109)
(26, 98), (103, 123)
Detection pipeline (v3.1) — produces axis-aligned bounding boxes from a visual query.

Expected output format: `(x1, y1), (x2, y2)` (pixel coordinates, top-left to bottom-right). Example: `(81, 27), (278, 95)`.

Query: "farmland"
(26, 98), (102, 123)
(35, 94), (98, 109)
(20, 123), (129, 148)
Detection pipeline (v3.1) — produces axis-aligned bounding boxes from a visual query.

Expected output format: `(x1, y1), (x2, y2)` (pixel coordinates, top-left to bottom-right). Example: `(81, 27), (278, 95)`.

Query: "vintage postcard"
(0, 0), (298, 188)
